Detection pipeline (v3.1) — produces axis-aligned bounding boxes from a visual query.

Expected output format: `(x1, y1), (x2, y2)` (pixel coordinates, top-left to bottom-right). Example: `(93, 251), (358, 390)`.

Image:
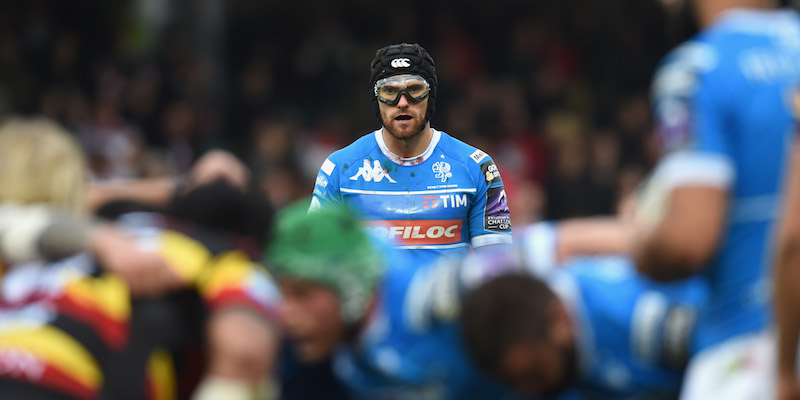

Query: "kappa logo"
(432, 161), (452, 183)
(391, 58), (411, 68)
(349, 159), (397, 183)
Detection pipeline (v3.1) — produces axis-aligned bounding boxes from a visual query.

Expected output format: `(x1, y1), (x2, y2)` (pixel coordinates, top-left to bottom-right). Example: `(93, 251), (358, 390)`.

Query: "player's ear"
(547, 299), (572, 346)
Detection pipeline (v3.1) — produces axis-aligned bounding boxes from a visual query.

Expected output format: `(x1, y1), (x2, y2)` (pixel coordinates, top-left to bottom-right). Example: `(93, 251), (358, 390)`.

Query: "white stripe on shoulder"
(472, 234), (513, 248)
(321, 158), (336, 176)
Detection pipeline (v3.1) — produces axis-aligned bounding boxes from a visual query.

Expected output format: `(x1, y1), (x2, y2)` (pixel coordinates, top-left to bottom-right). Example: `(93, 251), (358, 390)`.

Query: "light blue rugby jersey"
(518, 223), (709, 400)
(311, 128), (512, 266)
(551, 257), (708, 399)
(650, 8), (800, 349)
(332, 247), (522, 400)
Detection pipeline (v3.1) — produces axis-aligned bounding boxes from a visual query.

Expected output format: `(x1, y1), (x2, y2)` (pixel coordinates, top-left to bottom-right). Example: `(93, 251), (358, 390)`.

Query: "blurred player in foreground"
(310, 43), (511, 267)
(269, 200), (519, 400)
(458, 212), (708, 399)
(0, 117), (281, 400)
(635, 0), (800, 398)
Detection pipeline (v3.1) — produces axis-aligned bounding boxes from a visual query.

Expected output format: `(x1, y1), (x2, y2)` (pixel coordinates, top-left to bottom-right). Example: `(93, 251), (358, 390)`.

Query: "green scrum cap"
(266, 199), (385, 324)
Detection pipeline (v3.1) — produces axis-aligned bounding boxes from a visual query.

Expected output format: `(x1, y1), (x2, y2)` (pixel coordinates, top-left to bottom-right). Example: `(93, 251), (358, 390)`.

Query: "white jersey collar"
(374, 128), (441, 166)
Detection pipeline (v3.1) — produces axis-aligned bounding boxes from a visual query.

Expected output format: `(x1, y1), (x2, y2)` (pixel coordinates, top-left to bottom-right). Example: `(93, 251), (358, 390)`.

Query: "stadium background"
(0, 0), (702, 222)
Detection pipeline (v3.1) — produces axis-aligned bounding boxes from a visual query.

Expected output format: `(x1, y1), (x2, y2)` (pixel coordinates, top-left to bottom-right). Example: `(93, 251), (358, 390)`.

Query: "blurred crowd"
(0, 0), (696, 222)
(4, 2), (800, 400)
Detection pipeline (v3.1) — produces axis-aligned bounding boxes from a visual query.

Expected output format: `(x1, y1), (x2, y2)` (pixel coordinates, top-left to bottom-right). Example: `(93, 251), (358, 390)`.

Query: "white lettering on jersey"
(369, 225), (458, 240)
(366, 220), (462, 245)
(437, 194), (468, 208)
(349, 159), (397, 183)
(469, 149), (488, 163)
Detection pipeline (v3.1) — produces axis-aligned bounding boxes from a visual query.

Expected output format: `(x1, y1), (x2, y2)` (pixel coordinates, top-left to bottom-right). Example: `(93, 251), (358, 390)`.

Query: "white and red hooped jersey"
(311, 129), (512, 267)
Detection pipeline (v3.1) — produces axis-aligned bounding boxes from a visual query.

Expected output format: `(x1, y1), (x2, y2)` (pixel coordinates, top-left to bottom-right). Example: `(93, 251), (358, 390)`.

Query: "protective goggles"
(374, 75), (430, 106)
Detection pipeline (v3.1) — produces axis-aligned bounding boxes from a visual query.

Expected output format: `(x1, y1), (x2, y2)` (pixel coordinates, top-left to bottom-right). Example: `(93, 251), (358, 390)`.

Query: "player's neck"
(381, 124), (434, 159)
(696, 0), (778, 28)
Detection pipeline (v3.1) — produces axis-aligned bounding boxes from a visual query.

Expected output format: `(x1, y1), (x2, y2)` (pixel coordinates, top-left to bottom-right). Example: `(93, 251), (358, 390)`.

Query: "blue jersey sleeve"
(651, 41), (735, 189)
(310, 157), (343, 211)
(653, 42), (729, 156)
(468, 153), (512, 248)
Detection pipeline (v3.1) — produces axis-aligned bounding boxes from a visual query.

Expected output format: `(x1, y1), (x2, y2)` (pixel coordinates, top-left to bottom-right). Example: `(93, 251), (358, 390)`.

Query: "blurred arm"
(87, 177), (177, 211)
(634, 185), (727, 281)
(556, 217), (636, 260)
(87, 150), (251, 211)
(775, 143), (800, 391)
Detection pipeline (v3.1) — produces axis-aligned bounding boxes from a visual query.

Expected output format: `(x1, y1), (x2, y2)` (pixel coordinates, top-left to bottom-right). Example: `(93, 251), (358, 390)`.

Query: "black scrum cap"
(370, 43), (437, 125)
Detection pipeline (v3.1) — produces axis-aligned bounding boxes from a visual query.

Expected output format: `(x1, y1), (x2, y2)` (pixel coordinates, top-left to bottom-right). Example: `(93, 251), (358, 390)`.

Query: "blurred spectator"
(0, 0), (697, 215)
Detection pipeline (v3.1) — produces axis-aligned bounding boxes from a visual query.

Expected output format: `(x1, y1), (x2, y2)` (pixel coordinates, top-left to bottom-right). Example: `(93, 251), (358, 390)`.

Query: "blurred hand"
(189, 150), (250, 191)
(89, 225), (187, 297)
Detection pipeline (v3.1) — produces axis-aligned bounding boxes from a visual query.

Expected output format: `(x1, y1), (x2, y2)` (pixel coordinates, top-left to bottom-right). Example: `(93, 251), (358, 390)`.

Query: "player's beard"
(381, 111), (426, 141)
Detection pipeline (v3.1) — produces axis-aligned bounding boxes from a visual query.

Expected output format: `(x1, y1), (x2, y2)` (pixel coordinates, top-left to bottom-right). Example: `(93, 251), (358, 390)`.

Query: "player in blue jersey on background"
(632, 0), (800, 398)
(269, 200), (521, 400)
(310, 43), (512, 267)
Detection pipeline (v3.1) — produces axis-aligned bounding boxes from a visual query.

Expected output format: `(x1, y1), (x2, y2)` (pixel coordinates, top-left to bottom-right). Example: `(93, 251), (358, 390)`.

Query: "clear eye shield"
(373, 75), (430, 106)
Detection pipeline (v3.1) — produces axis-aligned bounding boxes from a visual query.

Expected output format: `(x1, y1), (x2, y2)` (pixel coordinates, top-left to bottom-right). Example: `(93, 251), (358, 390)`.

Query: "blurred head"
(461, 273), (577, 397)
(370, 43), (438, 137)
(277, 278), (345, 362)
(0, 117), (86, 215)
(267, 201), (385, 361)
(167, 177), (274, 249)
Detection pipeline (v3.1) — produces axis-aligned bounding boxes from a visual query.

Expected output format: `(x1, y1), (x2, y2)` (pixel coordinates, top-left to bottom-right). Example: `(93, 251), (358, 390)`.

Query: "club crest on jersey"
(432, 161), (452, 183)
(350, 159), (397, 183)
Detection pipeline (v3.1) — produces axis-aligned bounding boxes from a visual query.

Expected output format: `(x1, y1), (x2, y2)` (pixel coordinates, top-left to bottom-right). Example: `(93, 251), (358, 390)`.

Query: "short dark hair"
(167, 178), (274, 251)
(460, 273), (557, 376)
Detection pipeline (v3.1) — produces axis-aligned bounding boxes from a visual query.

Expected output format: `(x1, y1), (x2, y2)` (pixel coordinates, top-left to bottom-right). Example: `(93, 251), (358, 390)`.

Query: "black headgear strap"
(370, 43), (437, 126)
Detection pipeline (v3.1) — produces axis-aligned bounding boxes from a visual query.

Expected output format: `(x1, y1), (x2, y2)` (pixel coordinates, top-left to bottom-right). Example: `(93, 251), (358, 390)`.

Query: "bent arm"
(556, 217), (636, 260)
(635, 185), (727, 281)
